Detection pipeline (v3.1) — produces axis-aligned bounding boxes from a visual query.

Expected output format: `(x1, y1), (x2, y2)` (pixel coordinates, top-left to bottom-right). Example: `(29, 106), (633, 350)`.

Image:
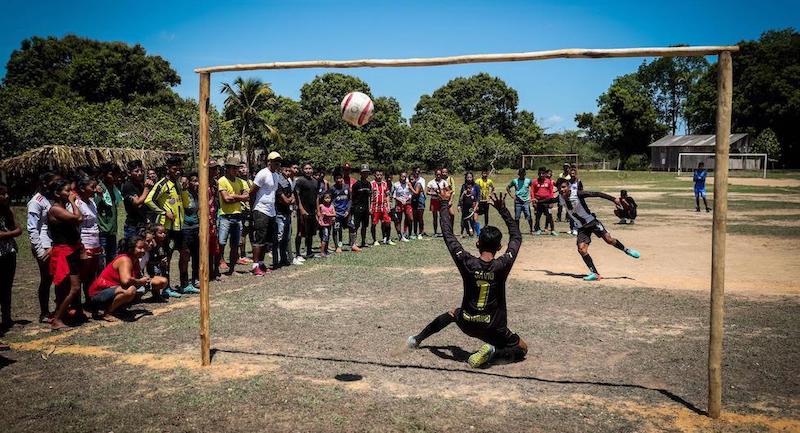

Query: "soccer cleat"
(181, 284), (200, 294)
(406, 336), (419, 349)
(625, 248), (641, 259)
(583, 273), (602, 281)
(163, 288), (182, 298)
(468, 344), (496, 368)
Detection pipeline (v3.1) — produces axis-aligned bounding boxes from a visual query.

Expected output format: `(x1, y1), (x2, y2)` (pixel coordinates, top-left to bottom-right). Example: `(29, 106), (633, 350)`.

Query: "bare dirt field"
(2, 171), (798, 433)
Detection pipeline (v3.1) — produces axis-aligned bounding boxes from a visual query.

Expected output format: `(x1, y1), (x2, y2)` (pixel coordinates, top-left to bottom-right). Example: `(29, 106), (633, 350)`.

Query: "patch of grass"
(727, 224), (800, 237)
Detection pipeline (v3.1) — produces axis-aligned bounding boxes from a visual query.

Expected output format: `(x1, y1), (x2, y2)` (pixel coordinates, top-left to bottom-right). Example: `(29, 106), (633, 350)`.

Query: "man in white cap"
(249, 151), (282, 276)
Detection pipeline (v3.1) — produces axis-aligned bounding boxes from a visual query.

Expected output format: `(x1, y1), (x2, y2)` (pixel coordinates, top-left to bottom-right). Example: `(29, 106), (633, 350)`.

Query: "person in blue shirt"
(505, 168), (534, 234)
(329, 169), (353, 252)
(693, 162), (711, 212)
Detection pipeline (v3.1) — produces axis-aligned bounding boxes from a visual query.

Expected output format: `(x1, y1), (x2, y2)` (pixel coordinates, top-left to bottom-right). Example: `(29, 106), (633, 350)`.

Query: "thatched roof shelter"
(0, 145), (188, 177)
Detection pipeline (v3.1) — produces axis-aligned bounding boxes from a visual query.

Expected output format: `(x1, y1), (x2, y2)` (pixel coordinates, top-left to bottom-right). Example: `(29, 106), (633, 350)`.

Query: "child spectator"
(330, 169), (352, 253)
(317, 192), (336, 257)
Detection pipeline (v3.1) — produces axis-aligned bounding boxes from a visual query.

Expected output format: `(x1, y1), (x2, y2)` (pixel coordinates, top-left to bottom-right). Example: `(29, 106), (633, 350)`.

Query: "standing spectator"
(410, 168), (427, 239)
(121, 160), (154, 239)
(207, 160), (222, 280)
(694, 162), (711, 212)
(317, 192), (336, 257)
(27, 172), (60, 323)
(370, 169), (393, 246)
(427, 169), (449, 237)
(275, 166), (295, 267)
(95, 163), (122, 267)
(294, 163), (320, 259)
(75, 177), (102, 308)
(475, 169), (495, 227)
(145, 156), (186, 293)
(342, 162), (357, 187)
(238, 162), (255, 265)
(0, 182), (22, 333)
(441, 167), (456, 227)
(392, 170), (413, 242)
(316, 168), (330, 197)
(532, 167), (557, 236)
(330, 169), (352, 253)
(216, 157), (250, 276)
(179, 173), (201, 292)
(458, 172), (481, 237)
(251, 152), (282, 275)
(349, 165), (372, 252)
(544, 169), (556, 233)
(47, 179), (84, 331)
(506, 168), (534, 234)
(555, 163), (572, 222)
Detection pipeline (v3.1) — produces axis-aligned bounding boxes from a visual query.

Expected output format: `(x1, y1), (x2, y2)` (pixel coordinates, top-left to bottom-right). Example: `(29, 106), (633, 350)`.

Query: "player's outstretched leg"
(408, 309), (456, 348)
(578, 242), (601, 281)
(602, 232), (640, 259)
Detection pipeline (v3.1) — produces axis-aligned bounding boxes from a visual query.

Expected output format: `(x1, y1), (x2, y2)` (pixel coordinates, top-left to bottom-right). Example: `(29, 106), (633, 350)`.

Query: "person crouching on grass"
(87, 236), (167, 322)
(408, 189), (528, 368)
(614, 190), (638, 224)
(534, 182), (641, 281)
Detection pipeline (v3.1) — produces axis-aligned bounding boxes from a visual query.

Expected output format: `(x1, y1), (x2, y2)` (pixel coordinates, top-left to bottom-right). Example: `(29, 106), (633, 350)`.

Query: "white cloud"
(542, 114), (563, 127)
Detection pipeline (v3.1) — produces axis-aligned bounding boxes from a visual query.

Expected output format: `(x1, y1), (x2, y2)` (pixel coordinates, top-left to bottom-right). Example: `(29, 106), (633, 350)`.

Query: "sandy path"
(512, 207), (798, 295)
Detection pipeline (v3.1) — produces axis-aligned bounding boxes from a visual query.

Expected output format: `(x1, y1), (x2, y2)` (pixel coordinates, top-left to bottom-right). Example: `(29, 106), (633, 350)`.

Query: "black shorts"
(576, 220), (608, 245)
(454, 308), (520, 348)
(477, 202), (490, 215)
(167, 230), (184, 251)
(351, 206), (370, 228)
(180, 226), (199, 250)
(298, 213), (317, 237)
(252, 210), (275, 247)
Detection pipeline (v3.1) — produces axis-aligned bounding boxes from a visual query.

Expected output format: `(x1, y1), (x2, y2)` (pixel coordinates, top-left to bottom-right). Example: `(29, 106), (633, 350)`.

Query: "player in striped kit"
(370, 169), (394, 246)
(535, 182), (640, 281)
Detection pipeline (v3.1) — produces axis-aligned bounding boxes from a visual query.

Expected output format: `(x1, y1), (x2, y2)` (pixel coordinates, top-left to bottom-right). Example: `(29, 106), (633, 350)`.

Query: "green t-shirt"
(508, 178), (532, 203)
(95, 181), (122, 235)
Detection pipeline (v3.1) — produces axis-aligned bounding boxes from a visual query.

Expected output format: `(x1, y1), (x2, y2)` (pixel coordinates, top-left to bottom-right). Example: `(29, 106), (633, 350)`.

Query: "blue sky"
(1, 0), (797, 131)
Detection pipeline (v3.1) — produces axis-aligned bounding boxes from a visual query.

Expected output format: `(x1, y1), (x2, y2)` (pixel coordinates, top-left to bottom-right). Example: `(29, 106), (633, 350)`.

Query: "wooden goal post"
(195, 45), (737, 419)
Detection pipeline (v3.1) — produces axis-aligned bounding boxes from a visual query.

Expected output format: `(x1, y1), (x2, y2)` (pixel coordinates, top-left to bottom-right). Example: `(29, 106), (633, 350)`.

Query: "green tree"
(753, 128), (782, 167)
(685, 28), (800, 166)
(4, 35), (180, 103)
(576, 74), (667, 168)
(220, 77), (277, 168)
(636, 54), (708, 134)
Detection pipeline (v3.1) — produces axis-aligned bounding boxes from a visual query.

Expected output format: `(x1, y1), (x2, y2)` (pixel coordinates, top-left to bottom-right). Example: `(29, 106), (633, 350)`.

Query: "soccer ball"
(340, 91), (374, 127)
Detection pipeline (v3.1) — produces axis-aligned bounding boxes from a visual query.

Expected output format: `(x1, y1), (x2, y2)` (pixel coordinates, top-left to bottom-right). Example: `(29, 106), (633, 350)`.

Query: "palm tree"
(220, 77), (277, 168)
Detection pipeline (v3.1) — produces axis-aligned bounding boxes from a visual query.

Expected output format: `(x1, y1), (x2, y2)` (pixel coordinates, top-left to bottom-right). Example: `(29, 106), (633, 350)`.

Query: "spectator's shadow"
(0, 355), (16, 370)
(527, 269), (634, 281)
(116, 308), (154, 322)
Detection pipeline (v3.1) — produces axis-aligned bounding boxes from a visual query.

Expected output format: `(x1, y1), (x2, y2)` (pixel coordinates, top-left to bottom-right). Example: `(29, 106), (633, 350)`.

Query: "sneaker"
(409, 235), (417, 240)
(292, 257), (305, 265)
(351, 245), (361, 252)
(252, 267), (266, 277)
(468, 344), (496, 368)
(136, 286), (146, 295)
(628, 220), (635, 225)
(550, 231), (559, 237)
(583, 273), (602, 281)
(163, 288), (182, 298)
(181, 284), (200, 294)
(706, 207), (712, 213)
(387, 239), (396, 246)
(373, 241), (381, 246)
(618, 219), (627, 224)
(401, 236), (410, 242)
(535, 230), (543, 235)
(695, 208), (701, 212)
(625, 248), (641, 259)
(295, 256), (306, 263)
(406, 336), (419, 349)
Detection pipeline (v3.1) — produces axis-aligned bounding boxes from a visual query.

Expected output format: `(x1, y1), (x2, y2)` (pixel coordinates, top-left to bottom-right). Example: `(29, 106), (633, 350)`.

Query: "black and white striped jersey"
(540, 190), (616, 228)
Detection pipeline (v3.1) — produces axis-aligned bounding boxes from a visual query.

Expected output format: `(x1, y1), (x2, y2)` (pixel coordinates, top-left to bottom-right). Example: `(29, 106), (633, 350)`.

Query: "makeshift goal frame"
(521, 153), (578, 171)
(195, 45), (738, 419)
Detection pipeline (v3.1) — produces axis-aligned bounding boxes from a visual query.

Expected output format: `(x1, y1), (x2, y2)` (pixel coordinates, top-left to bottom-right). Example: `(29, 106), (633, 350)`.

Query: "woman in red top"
(88, 236), (168, 321)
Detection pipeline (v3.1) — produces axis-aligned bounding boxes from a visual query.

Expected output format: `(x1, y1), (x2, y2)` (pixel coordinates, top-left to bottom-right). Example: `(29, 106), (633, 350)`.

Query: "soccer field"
(3, 171), (799, 433)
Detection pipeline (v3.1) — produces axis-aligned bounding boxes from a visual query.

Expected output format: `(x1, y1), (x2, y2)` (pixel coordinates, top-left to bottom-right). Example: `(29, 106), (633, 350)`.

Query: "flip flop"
(51, 324), (70, 332)
(0, 342), (10, 351)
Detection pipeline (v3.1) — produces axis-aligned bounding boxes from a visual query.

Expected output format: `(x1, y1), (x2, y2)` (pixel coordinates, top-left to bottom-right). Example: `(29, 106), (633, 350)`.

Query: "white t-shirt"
(76, 198), (100, 249)
(426, 179), (449, 199)
(393, 181), (413, 204)
(253, 167), (279, 217)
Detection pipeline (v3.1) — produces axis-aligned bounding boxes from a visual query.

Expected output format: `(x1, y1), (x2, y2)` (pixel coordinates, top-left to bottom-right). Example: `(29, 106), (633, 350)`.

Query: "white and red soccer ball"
(340, 91), (374, 127)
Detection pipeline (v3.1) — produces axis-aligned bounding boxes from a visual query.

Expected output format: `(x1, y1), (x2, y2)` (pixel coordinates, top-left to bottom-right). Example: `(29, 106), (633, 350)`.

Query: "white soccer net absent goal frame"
(521, 153), (578, 170)
(678, 152), (768, 178)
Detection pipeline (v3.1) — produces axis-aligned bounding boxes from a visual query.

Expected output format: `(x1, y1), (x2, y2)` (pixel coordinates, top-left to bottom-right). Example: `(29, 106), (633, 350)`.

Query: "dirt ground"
(2, 172), (798, 433)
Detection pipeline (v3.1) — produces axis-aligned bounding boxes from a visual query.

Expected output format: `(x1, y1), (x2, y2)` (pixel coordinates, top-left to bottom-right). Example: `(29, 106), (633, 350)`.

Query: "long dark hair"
(118, 235), (144, 256)
(49, 179), (71, 204)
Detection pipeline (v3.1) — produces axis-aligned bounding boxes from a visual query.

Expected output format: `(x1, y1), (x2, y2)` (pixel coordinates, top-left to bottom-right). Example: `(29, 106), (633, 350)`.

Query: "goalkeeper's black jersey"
(440, 204), (522, 329)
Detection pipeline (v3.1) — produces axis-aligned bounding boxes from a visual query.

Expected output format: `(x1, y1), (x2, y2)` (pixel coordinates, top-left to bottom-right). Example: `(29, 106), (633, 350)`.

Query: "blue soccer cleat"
(583, 273), (601, 281)
(625, 248), (641, 259)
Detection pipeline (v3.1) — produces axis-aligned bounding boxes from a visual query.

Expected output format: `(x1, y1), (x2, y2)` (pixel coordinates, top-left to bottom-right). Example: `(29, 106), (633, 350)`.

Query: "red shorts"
(430, 199), (442, 212)
(395, 203), (413, 215)
(372, 211), (391, 225)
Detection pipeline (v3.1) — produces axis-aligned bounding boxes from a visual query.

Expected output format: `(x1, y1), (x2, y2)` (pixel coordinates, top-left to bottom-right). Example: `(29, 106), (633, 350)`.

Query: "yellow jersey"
(476, 178), (495, 201)
(145, 178), (185, 231)
(217, 176), (250, 215)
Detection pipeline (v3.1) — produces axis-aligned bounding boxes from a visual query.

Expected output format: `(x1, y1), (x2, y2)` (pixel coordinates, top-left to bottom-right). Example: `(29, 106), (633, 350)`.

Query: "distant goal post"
(521, 153), (578, 171)
(677, 152), (767, 179)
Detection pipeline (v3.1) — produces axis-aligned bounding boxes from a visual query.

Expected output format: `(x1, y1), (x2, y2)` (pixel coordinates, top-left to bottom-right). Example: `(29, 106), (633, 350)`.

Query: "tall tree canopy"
(4, 35), (180, 103)
(685, 28), (800, 166)
(576, 74), (667, 168)
(636, 54), (708, 134)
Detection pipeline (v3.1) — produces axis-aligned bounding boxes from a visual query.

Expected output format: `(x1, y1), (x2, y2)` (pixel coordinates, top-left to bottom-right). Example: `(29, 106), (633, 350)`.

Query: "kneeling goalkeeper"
(408, 189), (528, 368)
